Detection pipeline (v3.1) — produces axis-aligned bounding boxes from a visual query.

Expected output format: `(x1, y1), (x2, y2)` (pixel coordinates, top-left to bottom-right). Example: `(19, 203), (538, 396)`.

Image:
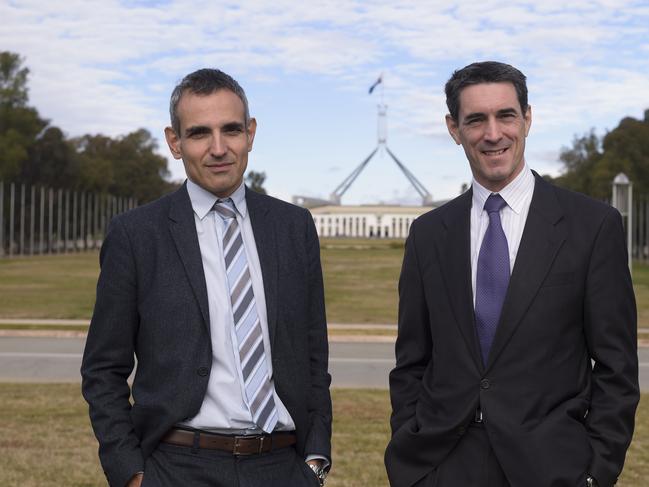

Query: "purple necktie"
(475, 194), (510, 366)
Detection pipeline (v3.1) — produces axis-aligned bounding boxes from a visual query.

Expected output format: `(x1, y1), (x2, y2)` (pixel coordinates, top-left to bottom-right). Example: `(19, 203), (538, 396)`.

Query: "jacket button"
(480, 379), (490, 389)
(457, 426), (466, 435)
(197, 367), (209, 377)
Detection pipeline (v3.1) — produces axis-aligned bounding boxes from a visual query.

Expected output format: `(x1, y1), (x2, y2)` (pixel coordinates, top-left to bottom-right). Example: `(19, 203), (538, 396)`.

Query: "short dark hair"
(444, 61), (528, 121)
(169, 68), (250, 134)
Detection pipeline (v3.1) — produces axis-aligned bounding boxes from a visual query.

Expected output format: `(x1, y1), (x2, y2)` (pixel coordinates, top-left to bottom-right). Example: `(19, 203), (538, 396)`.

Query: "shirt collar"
(471, 163), (534, 215)
(186, 179), (248, 220)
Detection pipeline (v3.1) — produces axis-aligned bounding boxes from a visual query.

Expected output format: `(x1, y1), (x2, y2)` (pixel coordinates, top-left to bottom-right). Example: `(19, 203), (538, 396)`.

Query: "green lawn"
(321, 238), (403, 324)
(633, 263), (649, 329)
(0, 247), (647, 485)
(0, 384), (390, 487)
(0, 384), (645, 487)
(0, 252), (98, 319)
(5, 239), (649, 328)
(2, 242), (649, 328)
(0, 239), (406, 324)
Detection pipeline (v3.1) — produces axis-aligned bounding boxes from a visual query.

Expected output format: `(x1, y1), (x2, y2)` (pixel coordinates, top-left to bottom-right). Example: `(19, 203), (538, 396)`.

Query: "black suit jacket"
(385, 174), (639, 487)
(81, 184), (332, 487)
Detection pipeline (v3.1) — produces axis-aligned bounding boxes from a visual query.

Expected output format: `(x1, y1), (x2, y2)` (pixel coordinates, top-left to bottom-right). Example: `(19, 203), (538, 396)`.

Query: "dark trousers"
(141, 443), (319, 487)
(413, 423), (510, 487)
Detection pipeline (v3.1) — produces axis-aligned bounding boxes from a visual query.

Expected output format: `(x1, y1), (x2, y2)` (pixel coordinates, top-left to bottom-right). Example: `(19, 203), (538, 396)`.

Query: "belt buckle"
(257, 435), (267, 454)
(233, 434), (264, 456)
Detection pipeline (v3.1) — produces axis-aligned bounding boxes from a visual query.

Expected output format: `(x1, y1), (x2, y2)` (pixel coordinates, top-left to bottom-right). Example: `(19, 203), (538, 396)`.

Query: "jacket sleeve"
(302, 212), (333, 460)
(584, 207), (639, 486)
(81, 217), (143, 487)
(389, 223), (432, 434)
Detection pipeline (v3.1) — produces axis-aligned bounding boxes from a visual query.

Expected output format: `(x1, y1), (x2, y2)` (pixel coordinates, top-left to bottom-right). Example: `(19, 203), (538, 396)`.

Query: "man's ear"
(445, 114), (461, 145)
(164, 126), (182, 160)
(246, 117), (257, 152)
(524, 105), (532, 137)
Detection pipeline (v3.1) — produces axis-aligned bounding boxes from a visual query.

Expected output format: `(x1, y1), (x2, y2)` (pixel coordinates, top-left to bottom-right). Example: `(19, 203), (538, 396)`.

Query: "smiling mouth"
(482, 148), (508, 156)
(206, 162), (234, 168)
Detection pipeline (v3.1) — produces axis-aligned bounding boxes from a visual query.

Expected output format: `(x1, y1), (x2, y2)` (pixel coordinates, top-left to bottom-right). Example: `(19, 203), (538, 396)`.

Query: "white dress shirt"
(470, 164), (535, 304)
(179, 179), (295, 433)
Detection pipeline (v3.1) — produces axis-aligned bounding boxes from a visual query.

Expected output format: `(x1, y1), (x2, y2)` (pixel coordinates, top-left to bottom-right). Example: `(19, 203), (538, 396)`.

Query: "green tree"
(72, 134), (115, 194)
(554, 110), (649, 199)
(24, 126), (80, 188)
(0, 51), (48, 181)
(0, 51), (175, 202)
(0, 51), (29, 107)
(245, 170), (267, 194)
(109, 129), (173, 203)
(598, 112), (649, 196)
(72, 129), (174, 203)
(553, 130), (603, 197)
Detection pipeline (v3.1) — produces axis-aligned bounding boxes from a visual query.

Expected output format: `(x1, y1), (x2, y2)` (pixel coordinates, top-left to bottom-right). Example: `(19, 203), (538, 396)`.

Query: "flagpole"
(379, 73), (386, 146)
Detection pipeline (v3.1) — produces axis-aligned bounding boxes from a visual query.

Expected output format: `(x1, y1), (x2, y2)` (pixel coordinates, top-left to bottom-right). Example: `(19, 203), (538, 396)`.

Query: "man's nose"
(210, 134), (227, 157)
(483, 118), (502, 142)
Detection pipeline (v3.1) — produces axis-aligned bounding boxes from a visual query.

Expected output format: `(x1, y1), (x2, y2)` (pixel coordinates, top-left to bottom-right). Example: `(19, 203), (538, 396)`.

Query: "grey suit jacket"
(81, 184), (332, 487)
(385, 174), (639, 487)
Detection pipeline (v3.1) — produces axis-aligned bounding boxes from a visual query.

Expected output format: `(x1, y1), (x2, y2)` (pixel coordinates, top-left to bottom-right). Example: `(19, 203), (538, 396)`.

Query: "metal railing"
(0, 181), (136, 257)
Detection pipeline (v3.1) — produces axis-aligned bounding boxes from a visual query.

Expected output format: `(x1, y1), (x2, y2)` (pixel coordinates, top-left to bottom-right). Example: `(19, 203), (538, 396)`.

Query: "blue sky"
(3, 0), (649, 204)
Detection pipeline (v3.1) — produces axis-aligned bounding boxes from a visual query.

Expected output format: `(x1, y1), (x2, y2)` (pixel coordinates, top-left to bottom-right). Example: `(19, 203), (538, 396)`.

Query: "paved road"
(0, 337), (395, 388)
(1, 337), (648, 391)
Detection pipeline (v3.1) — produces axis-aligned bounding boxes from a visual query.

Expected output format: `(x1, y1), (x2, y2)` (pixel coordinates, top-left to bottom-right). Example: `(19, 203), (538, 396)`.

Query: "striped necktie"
(213, 198), (278, 433)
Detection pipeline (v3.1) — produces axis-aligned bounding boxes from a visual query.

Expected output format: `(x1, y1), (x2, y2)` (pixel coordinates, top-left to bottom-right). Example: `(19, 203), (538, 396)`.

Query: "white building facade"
(309, 205), (434, 239)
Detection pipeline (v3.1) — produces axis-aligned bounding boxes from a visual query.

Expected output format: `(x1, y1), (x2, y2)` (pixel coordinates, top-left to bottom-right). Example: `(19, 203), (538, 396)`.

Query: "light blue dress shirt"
(179, 179), (295, 433)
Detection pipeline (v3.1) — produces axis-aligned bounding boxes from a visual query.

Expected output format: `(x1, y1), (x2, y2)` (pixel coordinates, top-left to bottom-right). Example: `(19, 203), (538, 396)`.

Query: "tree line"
(0, 51), (179, 203)
(0, 51), (268, 203)
(5, 50), (646, 203)
(552, 109), (649, 199)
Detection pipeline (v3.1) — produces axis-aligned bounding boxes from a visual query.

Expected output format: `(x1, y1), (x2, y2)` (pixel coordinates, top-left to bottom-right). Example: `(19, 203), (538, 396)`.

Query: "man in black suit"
(385, 61), (639, 487)
(82, 69), (331, 487)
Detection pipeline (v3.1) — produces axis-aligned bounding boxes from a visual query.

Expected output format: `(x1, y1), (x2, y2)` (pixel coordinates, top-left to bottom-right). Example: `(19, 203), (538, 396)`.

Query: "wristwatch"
(586, 476), (598, 487)
(308, 462), (328, 486)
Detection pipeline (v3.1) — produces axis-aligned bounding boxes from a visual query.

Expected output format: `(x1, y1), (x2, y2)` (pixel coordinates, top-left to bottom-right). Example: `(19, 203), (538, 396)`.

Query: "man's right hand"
(126, 472), (143, 487)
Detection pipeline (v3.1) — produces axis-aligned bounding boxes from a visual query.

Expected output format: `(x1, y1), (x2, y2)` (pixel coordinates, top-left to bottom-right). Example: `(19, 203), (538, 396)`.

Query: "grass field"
(0, 252), (98, 319)
(0, 239), (406, 324)
(320, 238), (403, 324)
(632, 262), (649, 329)
(0, 384), (646, 487)
(0, 243), (648, 485)
(4, 240), (647, 327)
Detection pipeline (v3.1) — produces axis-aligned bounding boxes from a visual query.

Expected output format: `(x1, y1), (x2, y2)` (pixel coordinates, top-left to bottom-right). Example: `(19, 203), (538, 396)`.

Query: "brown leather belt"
(161, 428), (297, 455)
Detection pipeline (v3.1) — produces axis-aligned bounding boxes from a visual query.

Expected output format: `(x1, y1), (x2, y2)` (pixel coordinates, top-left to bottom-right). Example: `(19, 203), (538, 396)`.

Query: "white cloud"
(1, 0), (648, 200)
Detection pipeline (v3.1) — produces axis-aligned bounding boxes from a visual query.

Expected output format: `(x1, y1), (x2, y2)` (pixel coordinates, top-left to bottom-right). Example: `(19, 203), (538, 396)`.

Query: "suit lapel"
(437, 190), (483, 371)
(246, 188), (279, 346)
(168, 183), (211, 334)
(486, 174), (566, 369)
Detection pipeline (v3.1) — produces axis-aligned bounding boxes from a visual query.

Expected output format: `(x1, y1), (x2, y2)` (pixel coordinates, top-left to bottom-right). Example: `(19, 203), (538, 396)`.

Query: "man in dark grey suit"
(82, 69), (331, 487)
(385, 61), (639, 487)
